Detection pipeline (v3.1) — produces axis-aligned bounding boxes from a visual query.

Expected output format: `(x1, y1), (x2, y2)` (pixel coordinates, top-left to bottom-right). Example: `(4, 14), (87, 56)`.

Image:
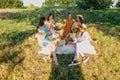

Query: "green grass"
(0, 7), (120, 80)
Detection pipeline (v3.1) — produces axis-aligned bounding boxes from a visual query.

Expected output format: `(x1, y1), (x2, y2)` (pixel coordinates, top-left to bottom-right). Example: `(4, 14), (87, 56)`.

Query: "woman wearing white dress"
(69, 24), (96, 66)
(47, 13), (58, 39)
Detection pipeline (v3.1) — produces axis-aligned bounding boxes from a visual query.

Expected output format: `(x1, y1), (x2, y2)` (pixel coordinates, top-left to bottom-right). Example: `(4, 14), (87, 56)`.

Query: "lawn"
(0, 7), (120, 80)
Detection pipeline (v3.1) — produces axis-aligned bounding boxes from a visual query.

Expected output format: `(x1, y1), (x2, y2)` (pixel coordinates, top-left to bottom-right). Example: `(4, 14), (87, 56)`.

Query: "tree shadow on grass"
(0, 50), (25, 80)
(94, 24), (120, 40)
(80, 9), (120, 40)
(0, 30), (35, 50)
(0, 10), (31, 21)
(0, 50), (24, 63)
(49, 54), (84, 80)
(83, 9), (120, 26)
(0, 9), (36, 80)
(0, 30), (35, 79)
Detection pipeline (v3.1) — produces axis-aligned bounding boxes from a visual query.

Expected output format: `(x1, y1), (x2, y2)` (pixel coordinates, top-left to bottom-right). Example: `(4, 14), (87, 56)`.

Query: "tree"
(43, 0), (56, 6)
(43, 0), (76, 7)
(116, 0), (120, 7)
(0, 0), (23, 8)
(76, 0), (112, 10)
(59, 0), (76, 6)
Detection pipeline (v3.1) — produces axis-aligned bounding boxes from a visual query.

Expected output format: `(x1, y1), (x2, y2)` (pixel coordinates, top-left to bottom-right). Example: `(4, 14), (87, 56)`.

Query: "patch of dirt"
(0, 9), (24, 13)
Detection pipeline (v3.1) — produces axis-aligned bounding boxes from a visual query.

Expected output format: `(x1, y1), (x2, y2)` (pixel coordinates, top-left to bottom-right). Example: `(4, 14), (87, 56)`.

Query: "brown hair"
(47, 13), (54, 21)
(76, 15), (84, 23)
(36, 17), (46, 33)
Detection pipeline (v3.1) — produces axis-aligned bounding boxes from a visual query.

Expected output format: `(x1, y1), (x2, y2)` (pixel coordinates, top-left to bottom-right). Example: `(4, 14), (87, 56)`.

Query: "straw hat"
(76, 15), (84, 21)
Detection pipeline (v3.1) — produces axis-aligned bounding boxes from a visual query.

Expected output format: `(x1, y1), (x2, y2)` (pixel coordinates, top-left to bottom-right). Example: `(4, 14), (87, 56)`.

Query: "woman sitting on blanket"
(63, 12), (74, 38)
(68, 23), (96, 66)
(35, 17), (58, 65)
(70, 15), (84, 43)
(47, 13), (59, 39)
(65, 15), (84, 44)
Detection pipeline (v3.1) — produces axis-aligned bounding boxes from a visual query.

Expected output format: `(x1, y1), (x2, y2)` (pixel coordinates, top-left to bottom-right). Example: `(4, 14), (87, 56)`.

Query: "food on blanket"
(57, 40), (66, 46)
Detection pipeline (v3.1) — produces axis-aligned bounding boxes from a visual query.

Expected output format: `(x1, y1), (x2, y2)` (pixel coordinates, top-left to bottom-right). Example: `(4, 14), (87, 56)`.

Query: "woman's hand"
(68, 41), (75, 45)
(47, 30), (52, 35)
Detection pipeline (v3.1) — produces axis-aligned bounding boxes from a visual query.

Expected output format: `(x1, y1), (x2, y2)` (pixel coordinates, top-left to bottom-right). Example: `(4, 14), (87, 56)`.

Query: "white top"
(46, 22), (58, 39)
(77, 31), (91, 42)
(76, 31), (96, 54)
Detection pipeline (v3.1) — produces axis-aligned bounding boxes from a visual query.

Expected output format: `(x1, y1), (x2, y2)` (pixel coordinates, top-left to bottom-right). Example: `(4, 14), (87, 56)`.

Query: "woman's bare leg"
(46, 43), (58, 65)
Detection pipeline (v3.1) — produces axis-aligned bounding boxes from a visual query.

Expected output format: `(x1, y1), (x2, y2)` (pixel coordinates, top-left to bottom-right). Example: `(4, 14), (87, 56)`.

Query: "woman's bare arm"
(37, 28), (47, 40)
(71, 22), (75, 31)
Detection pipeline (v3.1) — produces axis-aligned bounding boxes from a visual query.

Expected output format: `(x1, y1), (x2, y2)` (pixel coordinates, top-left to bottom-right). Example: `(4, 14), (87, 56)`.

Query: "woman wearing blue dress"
(36, 17), (58, 65)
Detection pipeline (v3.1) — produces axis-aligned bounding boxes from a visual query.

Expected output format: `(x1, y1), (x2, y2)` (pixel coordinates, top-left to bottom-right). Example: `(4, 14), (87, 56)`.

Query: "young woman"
(47, 13), (59, 39)
(63, 13), (74, 38)
(69, 24), (96, 66)
(71, 15), (84, 42)
(35, 17), (58, 65)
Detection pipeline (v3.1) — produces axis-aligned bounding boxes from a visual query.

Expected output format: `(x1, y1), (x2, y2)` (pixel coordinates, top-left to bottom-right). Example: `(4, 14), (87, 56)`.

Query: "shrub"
(116, 0), (120, 7)
(76, 0), (112, 10)
(0, 0), (23, 8)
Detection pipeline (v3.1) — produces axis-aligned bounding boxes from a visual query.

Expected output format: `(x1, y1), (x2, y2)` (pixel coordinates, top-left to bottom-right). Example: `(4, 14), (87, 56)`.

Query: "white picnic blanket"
(38, 44), (74, 55)
(56, 44), (75, 54)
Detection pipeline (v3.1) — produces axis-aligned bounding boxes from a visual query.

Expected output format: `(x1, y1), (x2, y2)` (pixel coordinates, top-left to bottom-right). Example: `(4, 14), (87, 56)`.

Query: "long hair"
(37, 17), (46, 28)
(36, 17), (46, 33)
(47, 13), (54, 21)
